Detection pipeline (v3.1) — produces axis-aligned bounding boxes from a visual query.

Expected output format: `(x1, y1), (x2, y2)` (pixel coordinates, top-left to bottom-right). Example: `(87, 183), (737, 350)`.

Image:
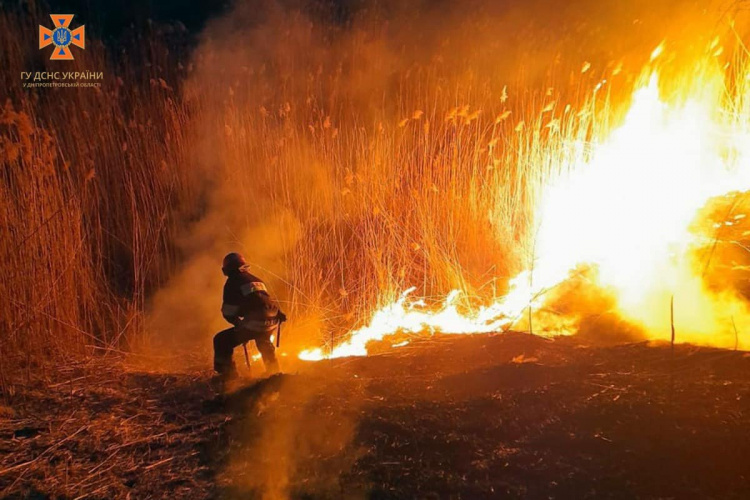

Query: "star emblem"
(39, 14), (85, 60)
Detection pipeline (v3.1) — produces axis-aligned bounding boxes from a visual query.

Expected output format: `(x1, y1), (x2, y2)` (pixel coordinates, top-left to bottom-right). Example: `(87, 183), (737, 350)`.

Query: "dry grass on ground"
(0, 359), (219, 498)
(3, 333), (750, 499)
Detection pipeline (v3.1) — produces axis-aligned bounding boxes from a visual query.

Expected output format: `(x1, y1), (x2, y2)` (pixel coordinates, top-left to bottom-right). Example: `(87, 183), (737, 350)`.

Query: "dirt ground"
(2, 332), (750, 499)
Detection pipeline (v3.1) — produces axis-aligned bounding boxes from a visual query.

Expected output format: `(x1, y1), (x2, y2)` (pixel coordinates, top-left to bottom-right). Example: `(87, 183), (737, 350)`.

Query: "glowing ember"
(299, 49), (750, 361)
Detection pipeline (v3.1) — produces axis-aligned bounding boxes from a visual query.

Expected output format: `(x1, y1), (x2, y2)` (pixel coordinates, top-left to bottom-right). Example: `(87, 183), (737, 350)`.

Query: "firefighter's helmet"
(222, 252), (247, 276)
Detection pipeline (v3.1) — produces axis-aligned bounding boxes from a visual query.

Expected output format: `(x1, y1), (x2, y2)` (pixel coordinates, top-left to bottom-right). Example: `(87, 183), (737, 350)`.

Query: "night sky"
(41, 0), (231, 38)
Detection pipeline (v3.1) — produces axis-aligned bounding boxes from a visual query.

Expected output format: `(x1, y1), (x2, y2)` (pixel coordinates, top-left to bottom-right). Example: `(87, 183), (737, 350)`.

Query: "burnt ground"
(2, 332), (750, 498)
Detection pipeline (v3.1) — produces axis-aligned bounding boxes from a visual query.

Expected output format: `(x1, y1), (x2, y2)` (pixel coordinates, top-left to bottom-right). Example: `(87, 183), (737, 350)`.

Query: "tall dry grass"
(165, 2), (625, 354)
(2, 0), (740, 377)
(0, 5), (197, 384)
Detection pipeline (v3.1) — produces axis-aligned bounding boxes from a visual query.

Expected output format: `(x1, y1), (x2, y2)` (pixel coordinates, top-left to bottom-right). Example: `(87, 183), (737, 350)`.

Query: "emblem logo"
(39, 14), (85, 60)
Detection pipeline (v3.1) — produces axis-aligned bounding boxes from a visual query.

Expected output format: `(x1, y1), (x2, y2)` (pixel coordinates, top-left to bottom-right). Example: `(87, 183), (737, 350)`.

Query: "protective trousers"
(213, 320), (279, 377)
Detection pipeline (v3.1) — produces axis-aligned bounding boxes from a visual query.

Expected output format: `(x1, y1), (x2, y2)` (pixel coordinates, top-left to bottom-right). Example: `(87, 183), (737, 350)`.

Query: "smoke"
(144, 0), (746, 363)
(219, 374), (363, 499)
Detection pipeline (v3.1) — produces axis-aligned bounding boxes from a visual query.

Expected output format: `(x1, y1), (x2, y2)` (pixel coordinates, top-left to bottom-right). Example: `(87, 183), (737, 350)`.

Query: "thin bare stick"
(143, 456), (175, 471)
(670, 295), (676, 355)
(0, 425), (87, 476)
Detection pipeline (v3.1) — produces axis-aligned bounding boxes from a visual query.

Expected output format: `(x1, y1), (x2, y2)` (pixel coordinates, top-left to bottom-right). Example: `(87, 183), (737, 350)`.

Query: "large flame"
(300, 50), (750, 361)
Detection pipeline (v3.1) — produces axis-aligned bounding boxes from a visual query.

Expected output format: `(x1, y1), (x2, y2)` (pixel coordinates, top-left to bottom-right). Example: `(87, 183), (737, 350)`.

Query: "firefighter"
(213, 252), (286, 380)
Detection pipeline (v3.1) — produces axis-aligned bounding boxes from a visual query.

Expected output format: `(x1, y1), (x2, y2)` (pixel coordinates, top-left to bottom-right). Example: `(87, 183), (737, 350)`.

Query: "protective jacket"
(221, 266), (280, 326)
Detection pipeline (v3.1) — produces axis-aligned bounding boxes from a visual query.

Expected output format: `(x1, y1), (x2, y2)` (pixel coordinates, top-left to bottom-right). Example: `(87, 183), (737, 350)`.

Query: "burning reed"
(2, 0), (750, 382)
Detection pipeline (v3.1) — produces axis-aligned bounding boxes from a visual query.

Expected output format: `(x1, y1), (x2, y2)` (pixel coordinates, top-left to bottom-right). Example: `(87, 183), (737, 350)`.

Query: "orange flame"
(300, 52), (750, 361)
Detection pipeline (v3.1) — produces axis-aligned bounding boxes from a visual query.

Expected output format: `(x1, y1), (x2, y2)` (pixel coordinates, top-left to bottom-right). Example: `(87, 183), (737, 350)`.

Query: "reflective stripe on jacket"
(221, 267), (280, 323)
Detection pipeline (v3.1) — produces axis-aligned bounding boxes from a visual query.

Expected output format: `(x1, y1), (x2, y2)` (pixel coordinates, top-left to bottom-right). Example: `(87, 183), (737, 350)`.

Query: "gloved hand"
(277, 311), (288, 323)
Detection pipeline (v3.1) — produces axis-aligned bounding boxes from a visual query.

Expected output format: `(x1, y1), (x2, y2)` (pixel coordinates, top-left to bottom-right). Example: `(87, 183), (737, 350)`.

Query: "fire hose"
(276, 311), (287, 348)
